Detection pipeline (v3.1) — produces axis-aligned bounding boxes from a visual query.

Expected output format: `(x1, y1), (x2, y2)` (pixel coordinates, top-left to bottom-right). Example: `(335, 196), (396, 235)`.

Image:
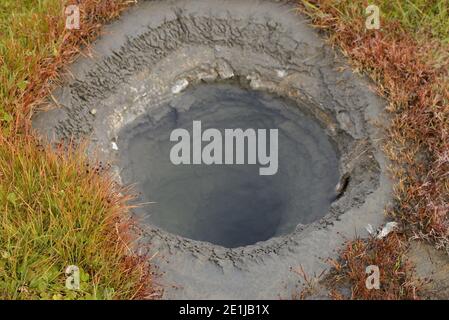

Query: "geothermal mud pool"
(33, 0), (392, 298)
(119, 84), (339, 248)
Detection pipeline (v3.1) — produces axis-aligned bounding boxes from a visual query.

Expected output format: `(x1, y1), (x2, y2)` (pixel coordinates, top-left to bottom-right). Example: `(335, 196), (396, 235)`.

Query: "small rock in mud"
(171, 79), (189, 94)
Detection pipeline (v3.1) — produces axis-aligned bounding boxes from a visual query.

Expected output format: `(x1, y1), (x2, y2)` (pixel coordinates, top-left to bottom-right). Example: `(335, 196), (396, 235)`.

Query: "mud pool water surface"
(118, 84), (339, 248)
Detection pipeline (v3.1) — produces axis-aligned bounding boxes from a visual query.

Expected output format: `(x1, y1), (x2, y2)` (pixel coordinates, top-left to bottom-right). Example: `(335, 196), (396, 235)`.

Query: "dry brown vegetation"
(296, 0), (448, 299)
(326, 234), (422, 300)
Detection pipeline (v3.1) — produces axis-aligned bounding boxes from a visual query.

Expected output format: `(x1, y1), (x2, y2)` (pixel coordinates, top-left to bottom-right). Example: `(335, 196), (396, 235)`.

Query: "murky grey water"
(118, 84), (339, 248)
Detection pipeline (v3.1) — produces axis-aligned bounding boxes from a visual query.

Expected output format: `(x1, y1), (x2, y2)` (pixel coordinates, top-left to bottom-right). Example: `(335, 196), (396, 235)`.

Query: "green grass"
(0, 137), (149, 299)
(301, 0), (449, 63)
(302, 0), (449, 41)
(379, 0), (449, 43)
(378, 0), (449, 72)
(0, 0), (150, 300)
(0, 0), (65, 133)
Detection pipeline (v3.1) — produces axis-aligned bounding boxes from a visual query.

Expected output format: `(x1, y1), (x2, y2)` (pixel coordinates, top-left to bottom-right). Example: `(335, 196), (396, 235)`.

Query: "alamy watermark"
(169, 121), (278, 176)
(365, 265), (380, 290)
(65, 5), (80, 30)
(65, 4), (379, 31)
(365, 5), (380, 30)
(65, 265), (80, 290)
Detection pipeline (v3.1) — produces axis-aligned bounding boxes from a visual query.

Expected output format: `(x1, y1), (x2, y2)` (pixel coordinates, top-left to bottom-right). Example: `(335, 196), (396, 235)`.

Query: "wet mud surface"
(118, 84), (339, 248)
(33, 0), (392, 299)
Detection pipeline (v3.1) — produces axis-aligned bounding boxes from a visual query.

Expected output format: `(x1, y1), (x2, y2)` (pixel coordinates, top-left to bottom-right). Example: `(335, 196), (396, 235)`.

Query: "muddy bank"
(33, 0), (391, 299)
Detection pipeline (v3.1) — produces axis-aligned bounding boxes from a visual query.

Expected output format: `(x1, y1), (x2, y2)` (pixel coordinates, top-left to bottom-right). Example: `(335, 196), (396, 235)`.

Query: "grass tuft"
(0, 0), (154, 299)
(0, 135), (153, 299)
(326, 234), (421, 300)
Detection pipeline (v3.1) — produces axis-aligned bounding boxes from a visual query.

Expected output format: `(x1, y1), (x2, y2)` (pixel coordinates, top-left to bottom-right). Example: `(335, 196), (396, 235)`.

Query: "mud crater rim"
(31, 0), (386, 262)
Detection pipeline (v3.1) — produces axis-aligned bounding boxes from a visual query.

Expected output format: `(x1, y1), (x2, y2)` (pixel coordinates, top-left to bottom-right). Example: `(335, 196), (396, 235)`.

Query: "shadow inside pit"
(118, 84), (339, 248)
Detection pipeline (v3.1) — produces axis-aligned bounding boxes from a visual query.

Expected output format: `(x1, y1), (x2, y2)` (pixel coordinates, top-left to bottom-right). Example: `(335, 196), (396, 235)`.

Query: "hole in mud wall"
(118, 83), (340, 248)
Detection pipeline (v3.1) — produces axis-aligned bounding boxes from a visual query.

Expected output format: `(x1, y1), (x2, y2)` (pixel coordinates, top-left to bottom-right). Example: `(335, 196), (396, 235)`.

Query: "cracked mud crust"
(407, 242), (449, 299)
(32, 0), (392, 299)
